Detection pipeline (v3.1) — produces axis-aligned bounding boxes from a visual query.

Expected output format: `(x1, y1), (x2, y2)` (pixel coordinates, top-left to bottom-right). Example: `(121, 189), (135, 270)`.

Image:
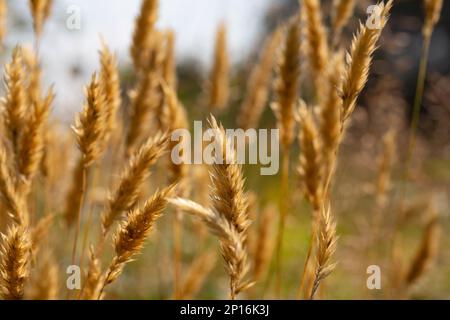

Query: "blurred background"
(1, 0), (450, 299)
(4, 0), (449, 121)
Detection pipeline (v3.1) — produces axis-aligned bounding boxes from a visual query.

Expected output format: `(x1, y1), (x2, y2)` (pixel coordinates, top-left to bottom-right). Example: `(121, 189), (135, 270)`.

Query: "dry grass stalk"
(130, 0), (159, 70)
(297, 102), (323, 211)
(155, 81), (188, 299)
(302, 0), (329, 98)
(64, 159), (85, 227)
(0, 225), (31, 300)
(22, 47), (42, 112)
(271, 17), (301, 296)
(376, 130), (396, 207)
(2, 47), (27, 159)
(157, 81), (189, 184)
(67, 72), (109, 271)
(101, 185), (175, 295)
(423, 0), (443, 37)
(272, 18), (301, 150)
(146, 31), (166, 74)
(81, 246), (102, 300)
(208, 116), (252, 298)
(27, 252), (58, 300)
(168, 117), (252, 298)
(406, 0), (442, 179)
(167, 117), (252, 299)
(101, 133), (168, 235)
(319, 52), (344, 181)
(404, 208), (440, 286)
(73, 73), (108, 167)
(168, 198), (253, 300)
(65, 73), (107, 227)
(208, 23), (229, 111)
(180, 251), (217, 299)
(298, 248), (316, 299)
(0, 0), (6, 46)
(208, 117), (250, 235)
(0, 147), (27, 225)
(331, 0), (356, 47)
(341, 0), (393, 124)
(99, 42), (121, 141)
(29, 0), (53, 37)
(237, 29), (282, 130)
(309, 206), (337, 300)
(163, 30), (177, 89)
(126, 69), (159, 152)
(18, 87), (53, 194)
(296, 101), (326, 299)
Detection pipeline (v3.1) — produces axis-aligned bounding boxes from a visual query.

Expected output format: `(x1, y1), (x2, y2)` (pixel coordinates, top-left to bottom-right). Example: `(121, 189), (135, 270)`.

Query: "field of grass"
(0, 0), (448, 300)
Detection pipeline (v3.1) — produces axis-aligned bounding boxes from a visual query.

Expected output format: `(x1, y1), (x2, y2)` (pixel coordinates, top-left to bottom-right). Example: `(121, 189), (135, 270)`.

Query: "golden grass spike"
(2, 46), (27, 158)
(208, 116), (252, 298)
(64, 158), (85, 227)
(81, 246), (102, 300)
(404, 207), (440, 286)
(208, 116), (250, 235)
(74, 72), (107, 167)
(125, 69), (158, 152)
(102, 133), (168, 235)
(208, 22), (229, 111)
(21, 47), (41, 108)
(341, 0), (393, 123)
(157, 81), (189, 192)
(423, 0), (443, 37)
(0, 0), (7, 47)
(65, 73), (107, 230)
(272, 18), (301, 150)
(18, 87), (53, 192)
(101, 185), (175, 294)
(147, 30), (166, 74)
(0, 225), (31, 300)
(42, 0), (52, 21)
(169, 116), (252, 299)
(130, 0), (159, 70)
(319, 52), (344, 180)
(0, 147), (27, 225)
(158, 81), (188, 139)
(302, 0), (329, 98)
(297, 101), (323, 211)
(238, 29), (282, 130)
(331, 0), (356, 46)
(169, 197), (253, 300)
(29, 0), (53, 37)
(163, 30), (177, 89)
(99, 42), (121, 141)
(309, 205), (337, 300)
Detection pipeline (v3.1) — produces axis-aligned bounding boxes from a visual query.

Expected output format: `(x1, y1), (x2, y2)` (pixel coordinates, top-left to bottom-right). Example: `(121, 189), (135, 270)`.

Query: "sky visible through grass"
(4, 0), (273, 119)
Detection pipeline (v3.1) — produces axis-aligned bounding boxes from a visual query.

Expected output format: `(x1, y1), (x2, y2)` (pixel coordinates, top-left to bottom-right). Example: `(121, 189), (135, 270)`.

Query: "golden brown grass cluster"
(0, 0), (446, 301)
